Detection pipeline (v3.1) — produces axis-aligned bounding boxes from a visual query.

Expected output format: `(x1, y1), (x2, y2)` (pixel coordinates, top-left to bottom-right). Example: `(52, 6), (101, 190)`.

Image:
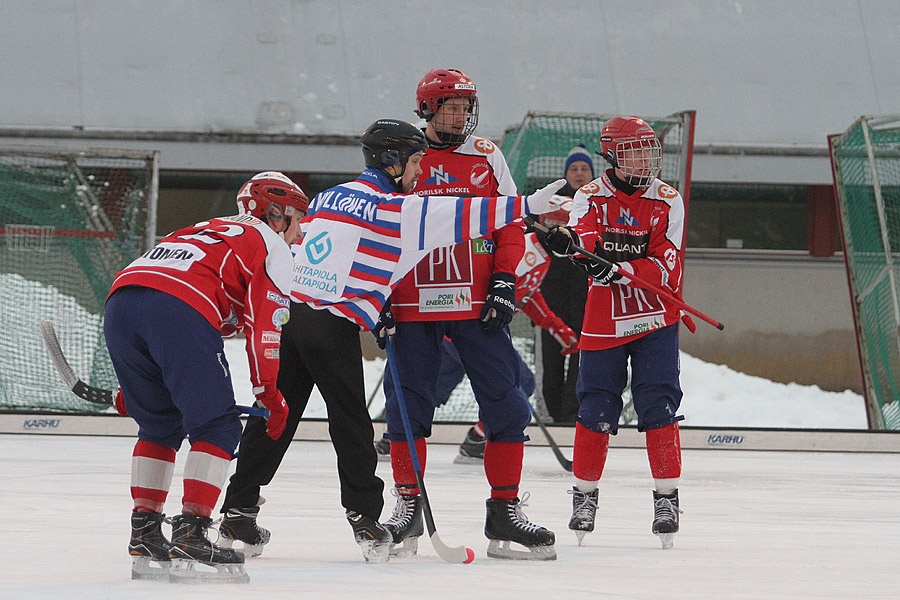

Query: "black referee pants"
(220, 302), (384, 520)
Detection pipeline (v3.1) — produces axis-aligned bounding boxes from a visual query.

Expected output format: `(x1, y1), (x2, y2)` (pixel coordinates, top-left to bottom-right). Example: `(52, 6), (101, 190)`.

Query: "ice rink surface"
(2, 434), (897, 599)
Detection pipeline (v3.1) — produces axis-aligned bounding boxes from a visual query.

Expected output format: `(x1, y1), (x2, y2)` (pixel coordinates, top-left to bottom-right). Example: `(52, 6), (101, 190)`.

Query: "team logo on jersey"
(524, 251), (538, 268)
(419, 288), (472, 312)
(261, 331), (281, 344)
(472, 238), (494, 254)
(470, 163), (491, 188)
(423, 165), (460, 185)
(305, 231), (332, 264)
(658, 184), (678, 199)
(474, 139), (495, 154)
(272, 307), (290, 328)
(580, 182), (601, 195)
(615, 208), (642, 227)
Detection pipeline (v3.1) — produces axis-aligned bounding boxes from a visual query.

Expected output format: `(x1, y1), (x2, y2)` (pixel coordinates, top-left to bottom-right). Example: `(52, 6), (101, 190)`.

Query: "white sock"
(575, 478), (598, 492)
(654, 478), (679, 495)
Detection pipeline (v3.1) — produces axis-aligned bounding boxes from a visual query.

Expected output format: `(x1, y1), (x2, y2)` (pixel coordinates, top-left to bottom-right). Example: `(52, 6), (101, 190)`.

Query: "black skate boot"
(484, 493), (556, 561)
(168, 513), (249, 583)
(453, 426), (486, 464)
(567, 486), (599, 546)
(218, 506), (270, 558)
(652, 489), (683, 549)
(374, 436), (391, 461)
(346, 510), (392, 563)
(129, 511), (172, 580)
(383, 490), (424, 557)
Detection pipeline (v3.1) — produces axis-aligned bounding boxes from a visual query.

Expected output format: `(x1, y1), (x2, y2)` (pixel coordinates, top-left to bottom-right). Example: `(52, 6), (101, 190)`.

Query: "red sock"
(390, 438), (427, 496)
(646, 423), (682, 479)
(182, 441), (232, 517)
(131, 440), (176, 513)
(573, 422), (609, 482)
(484, 441), (523, 501)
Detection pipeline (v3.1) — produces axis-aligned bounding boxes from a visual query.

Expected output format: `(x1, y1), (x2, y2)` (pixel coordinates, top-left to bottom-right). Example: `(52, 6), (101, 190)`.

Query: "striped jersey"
(569, 171), (685, 350)
(289, 168), (532, 331)
(108, 214), (294, 389)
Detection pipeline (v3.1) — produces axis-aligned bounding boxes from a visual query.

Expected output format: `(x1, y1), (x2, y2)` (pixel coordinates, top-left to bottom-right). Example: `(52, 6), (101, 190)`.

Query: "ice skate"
(453, 426), (486, 464)
(346, 510), (392, 563)
(218, 506), (270, 558)
(128, 511), (172, 580)
(374, 436), (391, 462)
(484, 493), (556, 561)
(567, 487), (598, 546)
(652, 489), (682, 549)
(383, 490), (424, 557)
(168, 513), (249, 584)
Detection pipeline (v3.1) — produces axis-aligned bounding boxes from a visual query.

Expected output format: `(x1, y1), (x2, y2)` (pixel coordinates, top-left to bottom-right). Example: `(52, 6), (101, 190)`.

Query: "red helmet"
(236, 172), (309, 224)
(415, 68), (479, 144)
(599, 116), (662, 188)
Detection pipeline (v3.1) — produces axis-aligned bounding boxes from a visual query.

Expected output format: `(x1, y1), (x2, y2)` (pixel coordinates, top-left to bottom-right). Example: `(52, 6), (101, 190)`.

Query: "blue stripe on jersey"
(359, 237), (401, 256)
(455, 196), (465, 243)
(505, 197), (515, 225)
(418, 196), (429, 250)
(480, 198), (490, 236)
(350, 260), (392, 281)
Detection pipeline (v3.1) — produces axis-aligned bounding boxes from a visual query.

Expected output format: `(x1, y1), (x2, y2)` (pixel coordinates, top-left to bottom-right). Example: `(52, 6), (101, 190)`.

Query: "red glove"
(547, 321), (579, 355)
(114, 388), (128, 416)
(254, 385), (288, 440)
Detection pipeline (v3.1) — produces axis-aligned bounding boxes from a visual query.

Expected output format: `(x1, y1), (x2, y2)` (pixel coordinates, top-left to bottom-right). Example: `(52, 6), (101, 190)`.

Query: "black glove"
(544, 226), (580, 257)
(573, 256), (623, 285)
(373, 300), (395, 350)
(480, 272), (517, 331)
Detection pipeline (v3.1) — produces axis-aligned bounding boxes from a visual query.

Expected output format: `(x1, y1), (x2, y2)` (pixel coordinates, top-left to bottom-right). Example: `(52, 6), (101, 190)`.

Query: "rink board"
(1, 412), (898, 453)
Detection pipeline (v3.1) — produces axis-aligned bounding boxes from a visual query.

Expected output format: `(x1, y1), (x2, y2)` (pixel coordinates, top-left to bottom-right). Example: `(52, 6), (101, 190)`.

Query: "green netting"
(501, 111), (694, 197)
(426, 112), (694, 423)
(831, 115), (900, 430)
(0, 146), (157, 411)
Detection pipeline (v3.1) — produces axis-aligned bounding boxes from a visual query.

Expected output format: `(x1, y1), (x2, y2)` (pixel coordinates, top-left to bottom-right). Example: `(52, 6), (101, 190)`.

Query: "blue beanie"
(564, 144), (594, 177)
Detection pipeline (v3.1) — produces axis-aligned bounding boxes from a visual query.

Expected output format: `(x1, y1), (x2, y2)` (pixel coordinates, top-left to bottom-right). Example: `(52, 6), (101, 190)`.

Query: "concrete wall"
(681, 253), (862, 393)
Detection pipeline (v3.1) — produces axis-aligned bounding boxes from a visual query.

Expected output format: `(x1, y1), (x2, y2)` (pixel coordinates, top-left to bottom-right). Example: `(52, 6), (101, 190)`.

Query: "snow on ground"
(224, 339), (869, 429)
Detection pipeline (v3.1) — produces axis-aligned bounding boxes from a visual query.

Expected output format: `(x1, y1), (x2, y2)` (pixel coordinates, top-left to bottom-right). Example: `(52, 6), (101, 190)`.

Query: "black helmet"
(361, 119), (428, 170)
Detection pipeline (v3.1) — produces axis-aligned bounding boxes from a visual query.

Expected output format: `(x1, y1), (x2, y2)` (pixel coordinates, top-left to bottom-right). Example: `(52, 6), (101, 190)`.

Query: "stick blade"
(40, 320), (79, 389)
(429, 532), (475, 564)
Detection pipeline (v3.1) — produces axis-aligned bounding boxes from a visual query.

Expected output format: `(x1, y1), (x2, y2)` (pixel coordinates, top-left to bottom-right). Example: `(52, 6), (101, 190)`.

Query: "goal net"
(431, 111), (696, 423)
(829, 115), (900, 430)
(0, 146), (158, 411)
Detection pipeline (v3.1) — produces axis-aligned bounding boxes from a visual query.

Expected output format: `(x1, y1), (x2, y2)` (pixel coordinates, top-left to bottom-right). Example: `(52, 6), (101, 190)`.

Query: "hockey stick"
(384, 336), (475, 564)
(529, 404), (573, 472)
(39, 321), (269, 418)
(525, 216), (725, 331)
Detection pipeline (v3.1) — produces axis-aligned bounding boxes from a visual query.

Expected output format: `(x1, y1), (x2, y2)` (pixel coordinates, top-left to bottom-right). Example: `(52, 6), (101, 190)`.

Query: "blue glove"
(480, 272), (517, 331)
(373, 301), (395, 350)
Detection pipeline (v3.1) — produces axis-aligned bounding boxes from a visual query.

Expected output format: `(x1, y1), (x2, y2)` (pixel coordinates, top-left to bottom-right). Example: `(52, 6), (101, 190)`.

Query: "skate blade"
(130, 555), (170, 580)
(389, 536), (420, 558)
(168, 558), (250, 584)
(486, 539), (557, 561)
(574, 530), (588, 546)
(358, 540), (391, 563)
(377, 453), (392, 463)
(218, 536), (265, 558)
(452, 454), (483, 465)
(656, 533), (675, 549)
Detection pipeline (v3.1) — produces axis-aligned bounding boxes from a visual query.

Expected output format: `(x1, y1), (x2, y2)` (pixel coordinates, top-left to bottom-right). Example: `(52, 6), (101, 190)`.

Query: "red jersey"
(569, 171), (685, 350)
(390, 135), (524, 321)
(109, 214), (294, 389)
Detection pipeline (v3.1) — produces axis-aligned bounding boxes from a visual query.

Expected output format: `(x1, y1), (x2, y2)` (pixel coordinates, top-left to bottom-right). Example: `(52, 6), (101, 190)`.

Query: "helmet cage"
(611, 137), (662, 188)
(415, 68), (479, 145)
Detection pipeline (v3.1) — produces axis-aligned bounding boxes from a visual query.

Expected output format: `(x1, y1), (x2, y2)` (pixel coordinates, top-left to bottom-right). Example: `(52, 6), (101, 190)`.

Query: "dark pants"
(384, 319), (531, 443)
(539, 329), (580, 422)
(221, 302), (384, 519)
(104, 286), (242, 452)
(576, 323), (684, 434)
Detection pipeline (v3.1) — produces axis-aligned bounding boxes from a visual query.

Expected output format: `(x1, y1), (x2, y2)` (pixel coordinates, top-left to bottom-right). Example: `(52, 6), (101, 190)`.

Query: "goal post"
(829, 115), (900, 430)
(427, 111), (696, 424)
(0, 145), (158, 411)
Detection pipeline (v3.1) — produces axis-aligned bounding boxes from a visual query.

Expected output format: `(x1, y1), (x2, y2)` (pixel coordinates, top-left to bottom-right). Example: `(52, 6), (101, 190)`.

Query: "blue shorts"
(384, 319), (531, 443)
(576, 323), (683, 434)
(103, 286), (243, 452)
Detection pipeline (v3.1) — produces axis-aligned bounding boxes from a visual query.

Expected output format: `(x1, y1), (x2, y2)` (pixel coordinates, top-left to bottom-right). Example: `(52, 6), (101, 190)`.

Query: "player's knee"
(483, 388), (530, 442)
(576, 402), (619, 435)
